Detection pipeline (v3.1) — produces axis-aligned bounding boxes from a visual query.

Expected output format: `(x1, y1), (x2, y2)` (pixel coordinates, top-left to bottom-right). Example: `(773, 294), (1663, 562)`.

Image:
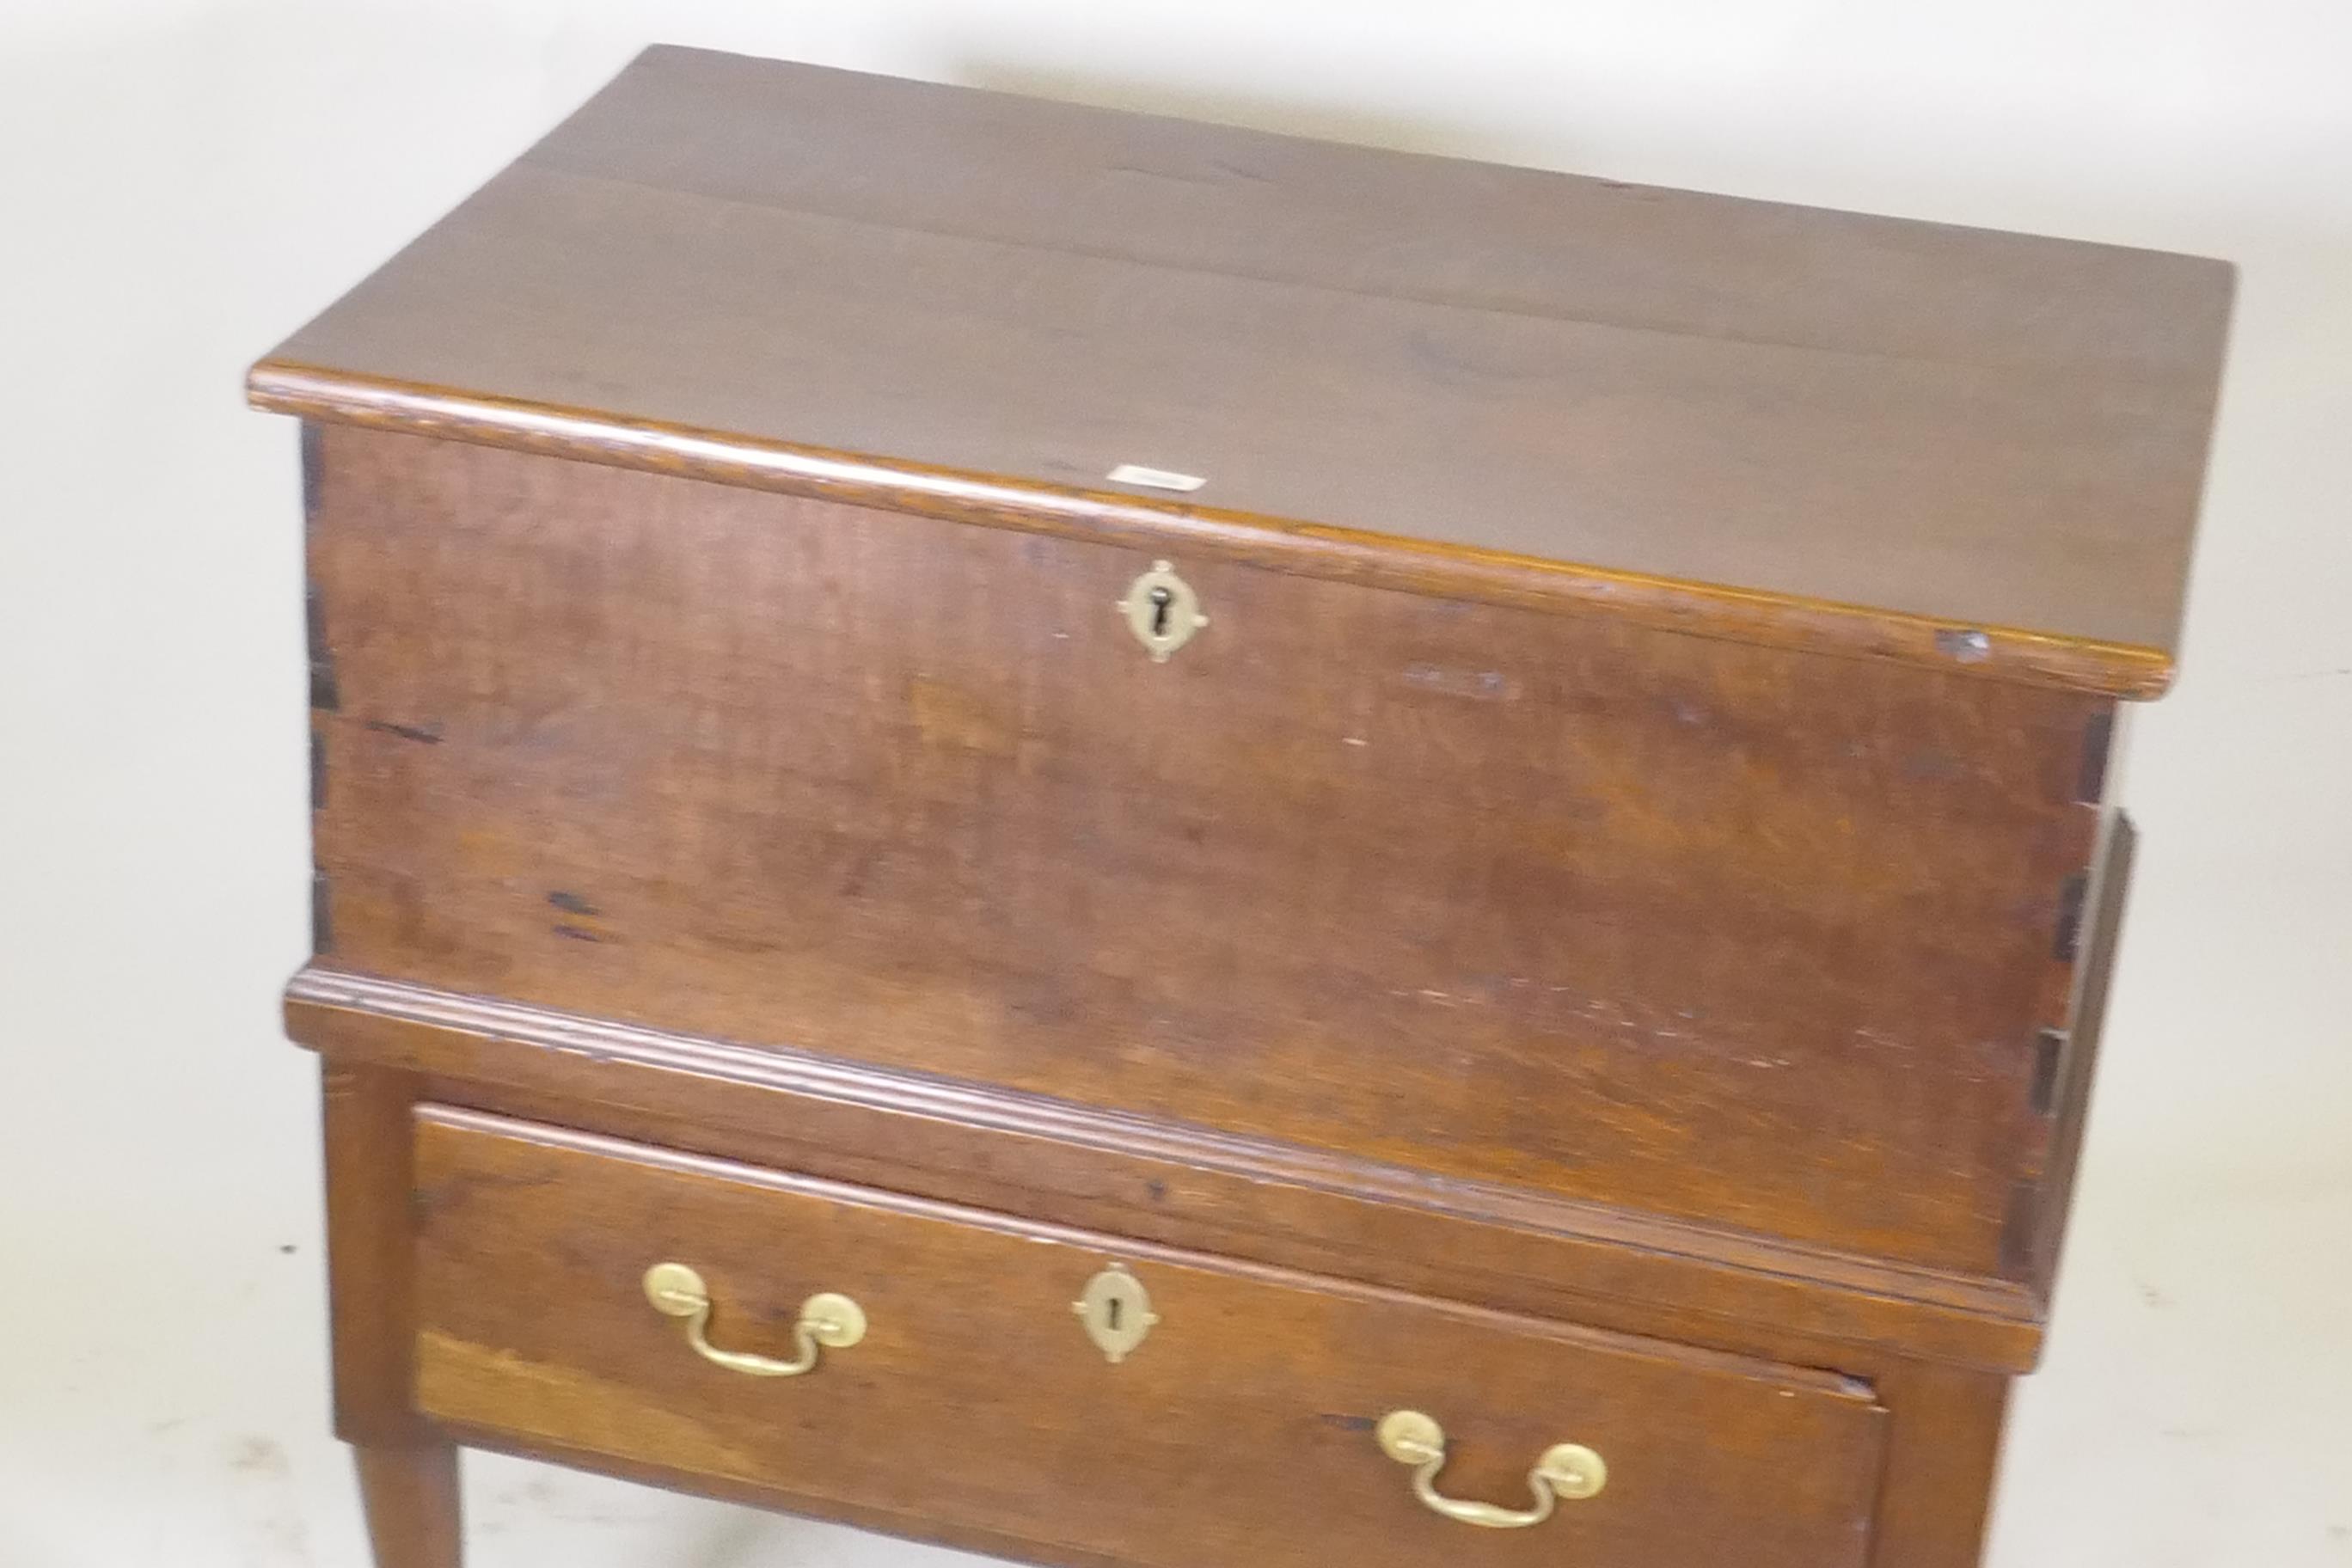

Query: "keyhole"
(1118, 564), (1204, 663)
(1106, 1295), (1124, 1332)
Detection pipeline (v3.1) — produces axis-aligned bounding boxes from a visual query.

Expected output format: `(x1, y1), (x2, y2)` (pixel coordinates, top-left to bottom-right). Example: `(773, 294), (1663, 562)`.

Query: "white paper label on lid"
(1106, 463), (1207, 493)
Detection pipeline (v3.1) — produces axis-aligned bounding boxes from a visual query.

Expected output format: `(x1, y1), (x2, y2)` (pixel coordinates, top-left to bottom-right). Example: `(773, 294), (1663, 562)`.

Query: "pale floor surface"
(3, 4), (2349, 1565)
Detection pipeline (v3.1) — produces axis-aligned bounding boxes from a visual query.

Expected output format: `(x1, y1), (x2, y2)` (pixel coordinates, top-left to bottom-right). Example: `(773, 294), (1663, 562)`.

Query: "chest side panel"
(307, 426), (2104, 1279)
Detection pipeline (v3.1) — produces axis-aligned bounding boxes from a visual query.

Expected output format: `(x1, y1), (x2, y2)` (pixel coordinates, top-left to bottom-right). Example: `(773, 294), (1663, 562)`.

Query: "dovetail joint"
(2077, 707), (2116, 804)
(2053, 872), (2088, 963)
(300, 420), (325, 528)
(305, 585), (340, 712)
(311, 870), (334, 955)
(2030, 1028), (2067, 1116)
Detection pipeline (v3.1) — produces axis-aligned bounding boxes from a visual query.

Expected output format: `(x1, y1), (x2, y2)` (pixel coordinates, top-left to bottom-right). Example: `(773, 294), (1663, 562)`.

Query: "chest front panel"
(308, 425), (2107, 1283)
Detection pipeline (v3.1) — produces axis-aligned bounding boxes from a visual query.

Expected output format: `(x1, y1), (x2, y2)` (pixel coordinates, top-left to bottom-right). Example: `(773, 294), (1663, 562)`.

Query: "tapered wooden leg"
(1867, 1361), (2011, 1568)
(323, 1054), (460, 1565)
(354, 1442), (462, 1568)
(327, 1063), (459, 1565)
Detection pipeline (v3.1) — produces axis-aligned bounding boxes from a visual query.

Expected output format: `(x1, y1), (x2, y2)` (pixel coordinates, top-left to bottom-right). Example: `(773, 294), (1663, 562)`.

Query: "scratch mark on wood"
(1998, 1179), (2040, 1277)
(1315, 1412), (1377, 1432)
(1935, 628), (1993, 663)
(365, 719), (444, 744)
(1400, 663), (1521, 701)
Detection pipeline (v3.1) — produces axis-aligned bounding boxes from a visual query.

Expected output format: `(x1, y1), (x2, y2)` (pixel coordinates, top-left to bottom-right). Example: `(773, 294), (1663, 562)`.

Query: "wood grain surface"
(411, 1107), (1890, 1568)
(260, 44), (2220, 1568)
(352, 1445), (461, 1568)
(291, 977), (2049, 1372)
(308, 425), (2107, 1279)
(251, 46), (2233, 695)
(322, 1061), (437, 1445)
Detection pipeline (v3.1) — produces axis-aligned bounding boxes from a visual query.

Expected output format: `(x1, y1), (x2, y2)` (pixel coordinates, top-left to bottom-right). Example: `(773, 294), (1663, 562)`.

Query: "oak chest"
(250, 45), (2232, 1568)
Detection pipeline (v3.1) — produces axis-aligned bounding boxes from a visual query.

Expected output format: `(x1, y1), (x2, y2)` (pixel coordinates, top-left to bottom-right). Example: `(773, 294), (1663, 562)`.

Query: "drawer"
(410, 1107), (1889, 1567)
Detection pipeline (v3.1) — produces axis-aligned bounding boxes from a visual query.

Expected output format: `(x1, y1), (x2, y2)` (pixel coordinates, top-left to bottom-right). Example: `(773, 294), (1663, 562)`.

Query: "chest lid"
(250, 45), (2231, 698)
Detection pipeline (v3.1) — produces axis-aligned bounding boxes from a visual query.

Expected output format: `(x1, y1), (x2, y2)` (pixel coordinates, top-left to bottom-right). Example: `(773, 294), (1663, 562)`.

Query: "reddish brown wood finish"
(250, 49), (2234, 697)
(251, 364), (2176, 701)
(322, 1062), (434, 1444)
(307, 424), (2104, 1280)
(411, 1107), (1890, 1568)
(289, 973), (2043, 1371)
(256, 44), (2226, 1568)
(352, 1444), (461, 1568)
(1865, 1362), (2014, 1568)
(2024, 813), (2139, 1294)
(328, 1063), (462, 1565)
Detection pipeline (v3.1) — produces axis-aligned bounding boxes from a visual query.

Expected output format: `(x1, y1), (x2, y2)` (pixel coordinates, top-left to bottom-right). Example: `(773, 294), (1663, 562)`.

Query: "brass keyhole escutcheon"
(1117, 561), (1208, 661)
(1073, 1264), (1159, 1363)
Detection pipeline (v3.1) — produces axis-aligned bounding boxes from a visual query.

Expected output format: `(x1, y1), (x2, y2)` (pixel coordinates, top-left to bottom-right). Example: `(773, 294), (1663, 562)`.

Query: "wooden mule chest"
(249, 44), (2233, 1568)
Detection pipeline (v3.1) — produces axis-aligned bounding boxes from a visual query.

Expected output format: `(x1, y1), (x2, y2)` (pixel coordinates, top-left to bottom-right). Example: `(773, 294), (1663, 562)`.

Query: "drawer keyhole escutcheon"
(643, 1262), (867, 1378)
(1116, 561), (1208, 661)
(1072, 1264), (1160, 1363)
(1375, 1410), (1607, 1528)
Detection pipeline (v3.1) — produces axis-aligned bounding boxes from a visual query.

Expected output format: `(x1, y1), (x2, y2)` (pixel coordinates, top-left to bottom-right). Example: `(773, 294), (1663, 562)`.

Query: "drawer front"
(312, 426), (2105, 1279)
(411, 1108), (1888, 1568)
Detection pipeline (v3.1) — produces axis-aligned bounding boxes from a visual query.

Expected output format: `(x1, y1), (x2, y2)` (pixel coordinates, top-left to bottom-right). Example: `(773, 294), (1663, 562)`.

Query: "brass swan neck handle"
(642, 1262), (866, 1378)
(1375, 1410), (1608, 1529)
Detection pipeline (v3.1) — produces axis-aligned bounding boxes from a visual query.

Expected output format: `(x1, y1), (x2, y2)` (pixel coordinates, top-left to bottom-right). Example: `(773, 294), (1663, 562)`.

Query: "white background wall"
(2, 3), (2347, 1565)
